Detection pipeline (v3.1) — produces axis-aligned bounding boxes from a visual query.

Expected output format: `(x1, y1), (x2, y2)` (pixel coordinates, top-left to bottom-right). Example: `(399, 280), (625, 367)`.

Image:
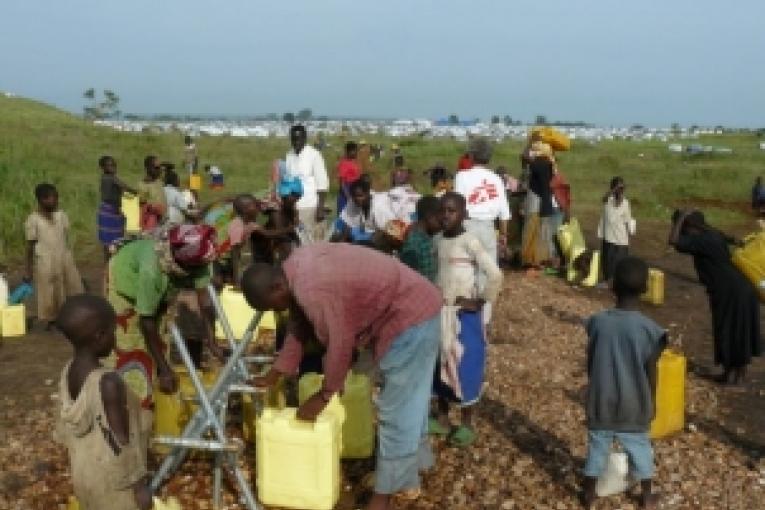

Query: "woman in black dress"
(669, 210), (762, 384)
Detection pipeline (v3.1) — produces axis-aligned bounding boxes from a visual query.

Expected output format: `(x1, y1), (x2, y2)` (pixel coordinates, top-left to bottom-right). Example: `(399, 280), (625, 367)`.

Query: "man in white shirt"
(455, 138), (511, 323)
(285, 125), (329, 243)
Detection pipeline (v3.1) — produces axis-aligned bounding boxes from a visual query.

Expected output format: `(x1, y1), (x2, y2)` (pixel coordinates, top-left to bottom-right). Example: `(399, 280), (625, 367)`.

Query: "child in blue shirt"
(582, 256), (666, 509)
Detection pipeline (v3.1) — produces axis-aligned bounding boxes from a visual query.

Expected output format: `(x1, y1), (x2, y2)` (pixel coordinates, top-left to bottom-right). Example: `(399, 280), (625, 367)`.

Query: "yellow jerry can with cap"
(641, 269), (665, 306)
(732, 230), (765, 302)
(256, 407), (344, 510)
(189, 174), (202, 191)
(242, 378), (287, 442)
(560, 218), (587, 282)
(581, 251), (601, 287)
(650, 350), (686, 439)
(122, 192), (140, 234)
(153, 366), (218, 453)
(214, 286), (276, 340)
(299, 372), (375, 459)
(1, 304), (26, 337)
(556, 217), (580, 259)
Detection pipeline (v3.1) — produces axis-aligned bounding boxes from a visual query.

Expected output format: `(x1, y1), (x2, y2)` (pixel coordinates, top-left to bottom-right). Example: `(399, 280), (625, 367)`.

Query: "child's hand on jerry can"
(455, 296), (485, 313)
(296, 391), (329, 422)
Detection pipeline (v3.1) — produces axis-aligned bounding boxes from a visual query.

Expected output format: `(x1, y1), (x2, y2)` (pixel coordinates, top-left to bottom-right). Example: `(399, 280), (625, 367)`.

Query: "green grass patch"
(1, 95), (763, 263)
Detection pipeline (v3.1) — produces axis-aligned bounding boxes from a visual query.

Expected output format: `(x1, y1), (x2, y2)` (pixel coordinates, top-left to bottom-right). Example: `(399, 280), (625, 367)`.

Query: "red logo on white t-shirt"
(467, 179), (499, 205)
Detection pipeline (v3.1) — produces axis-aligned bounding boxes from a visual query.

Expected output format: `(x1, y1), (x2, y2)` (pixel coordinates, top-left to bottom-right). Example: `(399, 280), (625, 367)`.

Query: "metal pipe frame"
(150, 289), (265, 510)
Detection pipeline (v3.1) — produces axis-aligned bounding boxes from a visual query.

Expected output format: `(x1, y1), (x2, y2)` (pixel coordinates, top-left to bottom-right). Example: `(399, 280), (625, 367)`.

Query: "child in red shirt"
(337, 141), (360, 214)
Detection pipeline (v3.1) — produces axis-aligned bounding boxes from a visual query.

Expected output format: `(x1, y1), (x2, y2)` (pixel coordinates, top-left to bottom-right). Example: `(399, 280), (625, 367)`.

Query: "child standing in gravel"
(582, 257), (666, 509)
(431, 192), (502, 447)
(25, 183), (84, 329)
(598, 176), (634, 284)
(55, 295), (152, 510)
(399, 196), (443, 283)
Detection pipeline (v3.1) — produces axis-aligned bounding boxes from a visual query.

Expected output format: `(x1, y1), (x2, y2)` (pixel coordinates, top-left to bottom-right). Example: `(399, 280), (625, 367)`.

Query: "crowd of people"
(17, 125), (760, 510)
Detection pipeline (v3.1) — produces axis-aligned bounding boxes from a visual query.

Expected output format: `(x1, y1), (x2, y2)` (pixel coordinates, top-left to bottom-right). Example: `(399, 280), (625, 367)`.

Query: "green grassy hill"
(1, 94), (763, 265)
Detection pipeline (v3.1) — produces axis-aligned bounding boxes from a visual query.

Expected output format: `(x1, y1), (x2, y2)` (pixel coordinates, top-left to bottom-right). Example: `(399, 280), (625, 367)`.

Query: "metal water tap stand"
(150, 285), (275, 510)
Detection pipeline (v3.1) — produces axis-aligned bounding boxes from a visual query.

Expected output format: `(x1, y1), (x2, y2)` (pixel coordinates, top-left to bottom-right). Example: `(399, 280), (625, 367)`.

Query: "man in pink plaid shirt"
(243, 243), (441, 510)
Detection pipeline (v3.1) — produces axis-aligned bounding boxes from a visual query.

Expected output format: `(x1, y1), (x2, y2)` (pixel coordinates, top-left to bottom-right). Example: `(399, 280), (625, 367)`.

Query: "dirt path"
(1, 241), (763, 509)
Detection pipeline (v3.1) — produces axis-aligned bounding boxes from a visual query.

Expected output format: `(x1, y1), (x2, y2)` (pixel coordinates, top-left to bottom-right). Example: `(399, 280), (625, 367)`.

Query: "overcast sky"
(1, 0), (763, 126)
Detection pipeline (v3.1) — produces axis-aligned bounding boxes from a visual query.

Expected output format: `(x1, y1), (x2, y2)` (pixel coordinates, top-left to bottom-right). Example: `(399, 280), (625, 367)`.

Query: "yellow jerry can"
(0, 304), (26, 337)
(121, 192), (140, 234)
(153, 366), (218, 453)
(581, 250), (601, 288)
(732, 230), (765, 302)
(650, 350), (686, 439)
(69, 495), (182, 510)
(153, 496), (182, 510)
(242, 378), (286, 443)
(214, 286), (276, 340)
(641, 269), (665, 306)
(256, 407), (343, 510)
(557, 217), (582, 260)
(299, 372), (375, 459)
(561, 218), (587, 282)
(189, 174), (202, 191)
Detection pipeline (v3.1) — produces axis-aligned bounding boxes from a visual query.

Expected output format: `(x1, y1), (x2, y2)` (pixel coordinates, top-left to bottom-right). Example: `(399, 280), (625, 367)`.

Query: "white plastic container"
(0, 274), (8, 308)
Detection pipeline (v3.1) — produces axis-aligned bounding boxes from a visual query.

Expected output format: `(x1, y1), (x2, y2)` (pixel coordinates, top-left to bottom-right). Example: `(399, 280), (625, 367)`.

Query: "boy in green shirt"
(399, 196), (443, 282)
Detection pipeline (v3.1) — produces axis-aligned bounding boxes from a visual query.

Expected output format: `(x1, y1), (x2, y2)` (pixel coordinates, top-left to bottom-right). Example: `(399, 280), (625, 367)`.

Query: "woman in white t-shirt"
(598, 176), (635, 282)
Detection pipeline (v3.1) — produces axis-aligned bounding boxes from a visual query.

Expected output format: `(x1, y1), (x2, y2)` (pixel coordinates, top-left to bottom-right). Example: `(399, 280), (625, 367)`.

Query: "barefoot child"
(25, 183), (84, 329)
(55, 295), (152, 510)
(98, 156), (137, 260)
(399, 196), (443, 282)
(431, 192), (502, 446)
(581, 257), (665, 509)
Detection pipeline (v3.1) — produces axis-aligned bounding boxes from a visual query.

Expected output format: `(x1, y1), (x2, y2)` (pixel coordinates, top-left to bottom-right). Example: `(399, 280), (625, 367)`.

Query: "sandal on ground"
(449, 425), (477, 447)
(428, 417), (450, 436)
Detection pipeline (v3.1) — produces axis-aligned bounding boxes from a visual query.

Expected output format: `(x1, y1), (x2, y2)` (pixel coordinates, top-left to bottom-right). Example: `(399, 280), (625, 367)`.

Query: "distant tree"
(283, 112), (296, 123)
(535, 115), (547, 126)
(671, 122), (681, 135)
(503, 115), (513, 126)
(630, 124), (645, 131)
(82, 88), (121, 120)
(297, 108), (313, 121)
(491, 115), (500, 124)
(448, 114), (460, 125)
